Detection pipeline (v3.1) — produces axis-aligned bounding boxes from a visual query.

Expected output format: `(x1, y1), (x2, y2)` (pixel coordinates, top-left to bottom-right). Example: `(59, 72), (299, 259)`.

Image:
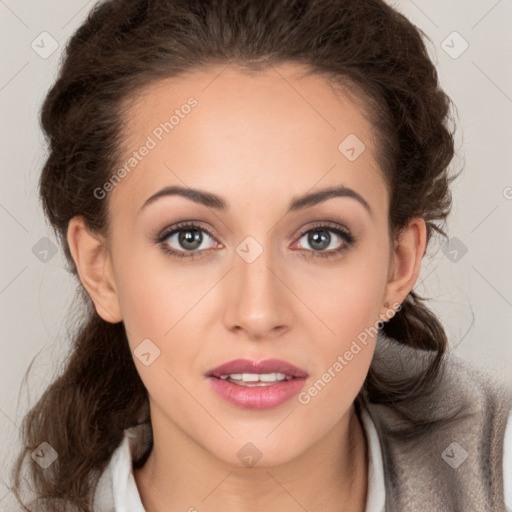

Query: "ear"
(380, 217), (427, 320)
(67, 216), (122, 323)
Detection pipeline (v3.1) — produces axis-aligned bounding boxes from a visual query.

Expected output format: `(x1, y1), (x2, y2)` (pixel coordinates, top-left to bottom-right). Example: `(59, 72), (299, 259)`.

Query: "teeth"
(219, 372), (293, 383)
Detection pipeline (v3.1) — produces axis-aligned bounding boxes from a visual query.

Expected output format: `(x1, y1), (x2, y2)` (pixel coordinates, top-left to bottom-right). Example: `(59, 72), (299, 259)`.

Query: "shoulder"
(364, 334), (512, 510)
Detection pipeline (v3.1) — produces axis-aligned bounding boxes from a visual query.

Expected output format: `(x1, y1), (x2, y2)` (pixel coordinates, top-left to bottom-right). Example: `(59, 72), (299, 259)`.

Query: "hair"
(10, 0), (459, 509)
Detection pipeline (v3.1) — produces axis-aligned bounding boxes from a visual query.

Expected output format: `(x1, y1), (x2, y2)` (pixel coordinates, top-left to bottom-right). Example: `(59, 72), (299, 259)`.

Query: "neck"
(134, 403), (368, 512)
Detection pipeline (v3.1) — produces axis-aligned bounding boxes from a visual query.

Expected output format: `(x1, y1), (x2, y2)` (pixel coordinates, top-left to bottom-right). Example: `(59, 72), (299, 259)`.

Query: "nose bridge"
(236, 234), (276, 294)
(224, 232), (291, 337)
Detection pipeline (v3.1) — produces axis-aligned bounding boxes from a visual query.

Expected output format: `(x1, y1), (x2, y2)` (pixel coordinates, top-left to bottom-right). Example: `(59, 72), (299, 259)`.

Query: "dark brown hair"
(10, 0), (458, 509)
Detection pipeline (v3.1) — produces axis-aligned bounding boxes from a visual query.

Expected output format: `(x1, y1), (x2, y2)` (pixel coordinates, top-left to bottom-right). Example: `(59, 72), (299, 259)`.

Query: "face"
(92, 62), (400, 467)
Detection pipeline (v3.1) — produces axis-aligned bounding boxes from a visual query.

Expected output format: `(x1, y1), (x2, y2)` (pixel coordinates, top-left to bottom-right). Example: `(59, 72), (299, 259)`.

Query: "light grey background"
(1, 0), (511, 508)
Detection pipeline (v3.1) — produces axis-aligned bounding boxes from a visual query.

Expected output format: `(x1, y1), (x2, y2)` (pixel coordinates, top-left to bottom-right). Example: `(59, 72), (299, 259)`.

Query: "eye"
(292, 223), (355, 259)
(157, 221), (221, 260)
(156, 221), (355, 261)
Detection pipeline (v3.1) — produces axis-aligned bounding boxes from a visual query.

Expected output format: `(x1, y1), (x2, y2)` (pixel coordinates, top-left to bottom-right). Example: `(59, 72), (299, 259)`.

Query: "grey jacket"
(362, 334), (512, 511)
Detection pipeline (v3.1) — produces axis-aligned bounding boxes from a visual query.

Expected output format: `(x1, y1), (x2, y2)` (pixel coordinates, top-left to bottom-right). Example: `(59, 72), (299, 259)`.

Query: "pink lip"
(206, 358), (309, 410)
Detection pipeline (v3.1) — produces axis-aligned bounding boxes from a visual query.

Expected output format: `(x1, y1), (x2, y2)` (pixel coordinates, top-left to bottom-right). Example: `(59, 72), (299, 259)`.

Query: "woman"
(9, 0), (512, 511)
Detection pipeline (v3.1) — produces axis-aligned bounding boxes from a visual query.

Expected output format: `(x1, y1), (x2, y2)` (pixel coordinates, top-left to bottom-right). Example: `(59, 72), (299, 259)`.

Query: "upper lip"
(206, 358), (309, 379)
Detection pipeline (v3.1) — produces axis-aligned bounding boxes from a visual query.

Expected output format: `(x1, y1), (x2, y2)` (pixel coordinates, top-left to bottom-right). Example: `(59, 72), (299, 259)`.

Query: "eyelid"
(294, 220), (352, 239)
(156, 220), (219, 243)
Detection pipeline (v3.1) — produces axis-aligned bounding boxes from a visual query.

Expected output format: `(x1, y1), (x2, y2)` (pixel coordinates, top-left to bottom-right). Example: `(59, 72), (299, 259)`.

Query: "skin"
(67, 62), (426, 512)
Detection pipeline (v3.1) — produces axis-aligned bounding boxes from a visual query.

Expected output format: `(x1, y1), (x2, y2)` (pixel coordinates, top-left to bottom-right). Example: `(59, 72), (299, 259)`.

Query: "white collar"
(359, 404), (386, 512)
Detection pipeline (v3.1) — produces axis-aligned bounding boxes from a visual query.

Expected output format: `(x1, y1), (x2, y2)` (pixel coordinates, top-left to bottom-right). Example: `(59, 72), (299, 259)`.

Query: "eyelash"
(156, 221), (356, 261)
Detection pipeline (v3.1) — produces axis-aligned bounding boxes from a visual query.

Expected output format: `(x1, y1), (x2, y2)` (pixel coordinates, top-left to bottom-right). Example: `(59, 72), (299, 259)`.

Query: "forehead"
(109, 62), (387, 219)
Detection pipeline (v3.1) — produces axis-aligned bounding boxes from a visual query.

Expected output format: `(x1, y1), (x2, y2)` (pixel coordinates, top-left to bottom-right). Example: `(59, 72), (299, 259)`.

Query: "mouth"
(205, 358), (309, 409)
(215, 373), (296, 387)
(206, 357), (309, 381)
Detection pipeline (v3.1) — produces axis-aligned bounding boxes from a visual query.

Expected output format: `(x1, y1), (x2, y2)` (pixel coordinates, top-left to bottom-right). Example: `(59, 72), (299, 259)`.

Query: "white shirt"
(94, 407), (512, 512)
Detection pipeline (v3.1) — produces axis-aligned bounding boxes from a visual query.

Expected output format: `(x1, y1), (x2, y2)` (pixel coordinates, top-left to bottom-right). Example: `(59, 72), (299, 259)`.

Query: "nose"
(222, 244), (293, 341)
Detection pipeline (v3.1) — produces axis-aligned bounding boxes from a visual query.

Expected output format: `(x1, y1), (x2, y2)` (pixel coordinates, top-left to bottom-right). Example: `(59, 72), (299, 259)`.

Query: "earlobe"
(381, 217), (427, 317)
(66, 216), (122, 324)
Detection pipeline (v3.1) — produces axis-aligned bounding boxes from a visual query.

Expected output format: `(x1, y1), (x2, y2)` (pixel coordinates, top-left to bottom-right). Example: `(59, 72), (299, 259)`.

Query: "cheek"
(112, 240), (207, 338)
(296, 254), (388, 341)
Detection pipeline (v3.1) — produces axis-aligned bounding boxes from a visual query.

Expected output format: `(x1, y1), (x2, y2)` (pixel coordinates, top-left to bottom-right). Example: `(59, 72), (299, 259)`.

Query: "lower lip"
(207, 376), (307, 410)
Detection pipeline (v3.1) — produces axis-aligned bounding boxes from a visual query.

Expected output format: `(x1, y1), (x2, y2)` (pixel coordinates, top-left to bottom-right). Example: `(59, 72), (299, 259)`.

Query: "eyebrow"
(139, 184), (373, 217)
